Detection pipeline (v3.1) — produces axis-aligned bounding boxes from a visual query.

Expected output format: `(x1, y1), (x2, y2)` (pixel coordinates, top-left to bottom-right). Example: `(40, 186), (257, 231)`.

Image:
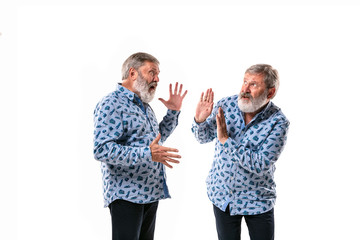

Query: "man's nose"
(154, 75), (159, 82)
(242, 85), (250, 93)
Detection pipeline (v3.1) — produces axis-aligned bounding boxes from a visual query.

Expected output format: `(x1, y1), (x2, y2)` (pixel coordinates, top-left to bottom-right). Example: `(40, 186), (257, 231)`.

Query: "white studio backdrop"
(3, 1), (360, 239)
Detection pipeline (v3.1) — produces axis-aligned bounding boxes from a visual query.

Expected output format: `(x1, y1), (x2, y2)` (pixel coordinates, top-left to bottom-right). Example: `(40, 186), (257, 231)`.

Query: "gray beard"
(133, 75), (156, 103)
(237, 90), (268, 113)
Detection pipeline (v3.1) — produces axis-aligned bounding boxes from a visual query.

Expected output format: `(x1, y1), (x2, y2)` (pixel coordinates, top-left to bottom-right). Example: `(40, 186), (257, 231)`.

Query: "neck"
(244, 112), (256, 125)
(122, 80), (137, 95)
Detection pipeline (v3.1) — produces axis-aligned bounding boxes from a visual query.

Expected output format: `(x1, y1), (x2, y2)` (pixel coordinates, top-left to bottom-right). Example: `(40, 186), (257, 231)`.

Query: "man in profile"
(93, 52), (187, 240)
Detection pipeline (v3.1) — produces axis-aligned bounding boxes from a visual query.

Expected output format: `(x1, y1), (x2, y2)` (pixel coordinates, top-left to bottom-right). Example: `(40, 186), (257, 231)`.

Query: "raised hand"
(149, 134), (181, 168)
(195, 88), (214, 123)
(216, 107), (229, 144)
(159, 82), (188, 111)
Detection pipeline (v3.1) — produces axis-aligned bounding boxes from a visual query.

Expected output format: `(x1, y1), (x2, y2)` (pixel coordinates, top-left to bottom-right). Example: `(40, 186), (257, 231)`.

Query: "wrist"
(195, 116), (205, 123)
(168, 107), (180, 111)
(219, 136), (228, 145)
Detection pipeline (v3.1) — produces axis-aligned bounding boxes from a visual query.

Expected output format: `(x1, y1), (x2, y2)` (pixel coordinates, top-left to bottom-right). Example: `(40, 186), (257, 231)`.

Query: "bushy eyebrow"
(243, 80), (257, 84)
(149, 68), (160, 74)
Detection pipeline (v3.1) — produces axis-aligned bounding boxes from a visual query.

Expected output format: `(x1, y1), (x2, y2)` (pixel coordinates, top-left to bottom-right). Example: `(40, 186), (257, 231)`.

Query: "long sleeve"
(194, 95), (290, 216)
(191, 103), (218, 144)
(94, 84), (177, 207)
(223, 118), (289, 175)
(158, 109), (180, 143)
(93, 99), (152, 167)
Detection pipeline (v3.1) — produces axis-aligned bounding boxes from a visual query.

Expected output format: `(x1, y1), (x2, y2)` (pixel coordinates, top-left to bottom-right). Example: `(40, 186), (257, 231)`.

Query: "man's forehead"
(244, 73), (264, 81)
(143, 61), (160, 71)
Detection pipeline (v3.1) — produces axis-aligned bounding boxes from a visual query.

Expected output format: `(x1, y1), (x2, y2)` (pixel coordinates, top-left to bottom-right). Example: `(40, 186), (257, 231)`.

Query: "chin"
(238, 101), (255, 113)
(141, 92), (156, 103)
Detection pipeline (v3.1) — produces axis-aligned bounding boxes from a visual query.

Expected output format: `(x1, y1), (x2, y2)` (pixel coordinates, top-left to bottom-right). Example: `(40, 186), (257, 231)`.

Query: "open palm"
(195, 88), (214, 123)
(159, 82), (188, 111)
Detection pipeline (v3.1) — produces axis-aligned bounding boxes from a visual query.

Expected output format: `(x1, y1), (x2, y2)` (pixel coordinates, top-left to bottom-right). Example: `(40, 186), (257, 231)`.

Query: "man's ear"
(129, 67), (138, 81)
(267, 87), (276, 99)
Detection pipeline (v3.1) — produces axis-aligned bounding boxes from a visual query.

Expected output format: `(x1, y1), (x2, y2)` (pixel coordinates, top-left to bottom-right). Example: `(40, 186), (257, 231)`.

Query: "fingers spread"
(169, 83), (173, 95)
(174, 82), (178, 94)
(162, 161), (173, 168)
(181, 90), (188, 99)
(164, 157), (180, 163)
(163, 158), (180, 168)
(158, 146), (179, 153)
(178, 83), (183, 95)
(164, 152), (181, 158)
(160, 157), (180, 168)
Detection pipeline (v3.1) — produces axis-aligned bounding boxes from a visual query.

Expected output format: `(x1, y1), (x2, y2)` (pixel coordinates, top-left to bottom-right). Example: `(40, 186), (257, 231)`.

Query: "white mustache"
(240, 92), (252, 99)
(149, 82), (157, 88)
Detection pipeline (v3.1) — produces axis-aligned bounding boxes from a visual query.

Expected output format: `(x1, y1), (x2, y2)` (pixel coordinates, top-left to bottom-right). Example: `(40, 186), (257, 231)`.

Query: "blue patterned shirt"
(192, 95), (289, 215)
(93, 84), (180, 207)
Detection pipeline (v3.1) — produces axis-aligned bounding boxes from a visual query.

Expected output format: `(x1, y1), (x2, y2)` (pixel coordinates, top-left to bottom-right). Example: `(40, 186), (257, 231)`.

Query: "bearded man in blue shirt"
(192, 64), (289, 240)
(93, 52), (187, 240)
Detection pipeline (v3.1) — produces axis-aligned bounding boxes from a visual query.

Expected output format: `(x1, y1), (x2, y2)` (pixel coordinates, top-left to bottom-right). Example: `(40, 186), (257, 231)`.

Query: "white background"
(1, 1), (360, 239)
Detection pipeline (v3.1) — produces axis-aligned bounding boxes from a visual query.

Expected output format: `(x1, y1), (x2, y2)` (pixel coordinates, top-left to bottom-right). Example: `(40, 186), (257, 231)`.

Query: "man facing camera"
(192, 64), (289, 240)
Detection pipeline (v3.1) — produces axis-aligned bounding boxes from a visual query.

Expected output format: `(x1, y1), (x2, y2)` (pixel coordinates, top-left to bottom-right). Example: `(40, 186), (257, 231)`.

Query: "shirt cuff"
(167, 109), (181, 117)
(221, 137), (245, 160)
(193, 117), (208, 128)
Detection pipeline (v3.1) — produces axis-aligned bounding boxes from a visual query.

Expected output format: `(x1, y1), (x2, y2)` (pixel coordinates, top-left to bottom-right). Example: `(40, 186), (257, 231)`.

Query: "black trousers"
(213, 205), (274, 240)
(108, 199), (159, 240)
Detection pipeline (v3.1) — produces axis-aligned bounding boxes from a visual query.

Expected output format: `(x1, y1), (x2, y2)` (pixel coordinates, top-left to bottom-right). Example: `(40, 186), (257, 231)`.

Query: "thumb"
(158, 98), (166, 104)
(150, 133), (161, 147)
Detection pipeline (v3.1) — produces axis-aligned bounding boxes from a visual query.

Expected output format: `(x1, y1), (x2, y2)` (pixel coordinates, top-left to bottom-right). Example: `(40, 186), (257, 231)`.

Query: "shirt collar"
(258, 101), (279, 119)
(117, 83), (138, 102)
(117, 83), (146, 108)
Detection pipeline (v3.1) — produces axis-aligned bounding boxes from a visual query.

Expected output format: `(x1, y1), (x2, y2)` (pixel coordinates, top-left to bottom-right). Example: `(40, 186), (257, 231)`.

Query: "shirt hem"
(104, 195), (171, 208)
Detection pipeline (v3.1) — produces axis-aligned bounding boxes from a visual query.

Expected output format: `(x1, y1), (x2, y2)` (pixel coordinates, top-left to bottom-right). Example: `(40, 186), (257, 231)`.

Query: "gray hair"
(246, 64), (279, 99)
(121, 52), (160, 80)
